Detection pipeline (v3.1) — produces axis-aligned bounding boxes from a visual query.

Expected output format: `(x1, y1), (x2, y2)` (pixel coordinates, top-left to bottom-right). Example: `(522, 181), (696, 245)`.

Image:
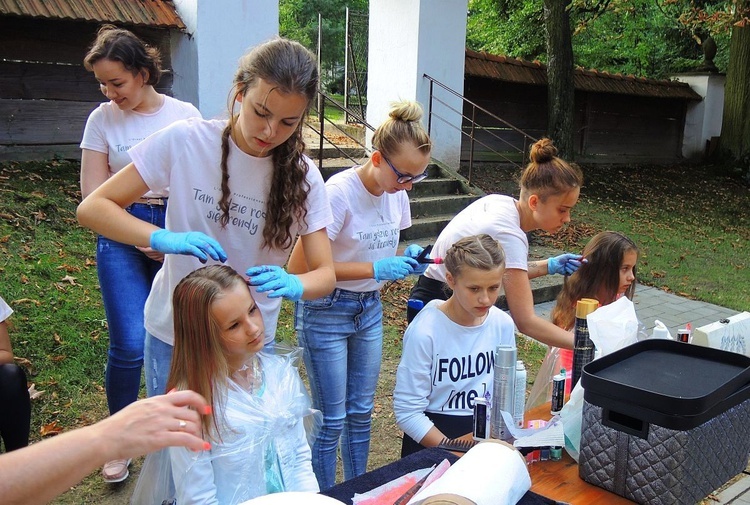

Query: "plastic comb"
(436, 437), (479, 453)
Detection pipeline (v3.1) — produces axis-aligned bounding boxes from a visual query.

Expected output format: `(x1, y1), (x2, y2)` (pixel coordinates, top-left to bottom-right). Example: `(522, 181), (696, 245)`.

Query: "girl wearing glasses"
(287, 100), (431, 489)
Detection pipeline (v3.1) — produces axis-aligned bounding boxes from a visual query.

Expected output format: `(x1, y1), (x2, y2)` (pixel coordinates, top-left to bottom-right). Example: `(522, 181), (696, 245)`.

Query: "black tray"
(581, 339), (750, 430)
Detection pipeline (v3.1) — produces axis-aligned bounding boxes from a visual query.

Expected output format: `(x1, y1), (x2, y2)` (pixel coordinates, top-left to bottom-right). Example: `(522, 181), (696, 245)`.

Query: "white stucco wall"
(674, 73), (726, 160)
(366, 0), (467, 169)
(172, 0), (279, 119)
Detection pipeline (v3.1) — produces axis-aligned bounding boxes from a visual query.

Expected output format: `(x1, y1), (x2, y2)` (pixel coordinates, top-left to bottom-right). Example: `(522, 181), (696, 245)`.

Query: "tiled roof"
(0, 0), (185, 29)
(465, 48), (701, 101)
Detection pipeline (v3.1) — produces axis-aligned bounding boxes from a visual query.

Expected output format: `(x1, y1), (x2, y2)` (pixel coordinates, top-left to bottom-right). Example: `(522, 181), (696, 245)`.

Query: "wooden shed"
(463, 49), (703, 163)
(0, 0), (185, 161)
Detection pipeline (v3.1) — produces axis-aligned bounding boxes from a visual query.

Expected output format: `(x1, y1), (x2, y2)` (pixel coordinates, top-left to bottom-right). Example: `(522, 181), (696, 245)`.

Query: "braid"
(444, 234), (505, 278)
(218, 122), (232, 229)
(264, 124), (310, 249)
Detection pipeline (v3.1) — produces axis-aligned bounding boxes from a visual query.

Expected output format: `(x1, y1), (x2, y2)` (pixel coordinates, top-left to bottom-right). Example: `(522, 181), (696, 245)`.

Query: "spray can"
(513, 360), (527, 428)
(550, 368), (566, 415)
(572, 298), (599, 388)
(491, 345), (516, 441)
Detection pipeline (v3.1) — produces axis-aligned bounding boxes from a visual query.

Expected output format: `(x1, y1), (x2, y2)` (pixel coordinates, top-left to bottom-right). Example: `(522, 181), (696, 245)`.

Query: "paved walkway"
(533, 284), (740, 338)
(532, 286), (749, 505)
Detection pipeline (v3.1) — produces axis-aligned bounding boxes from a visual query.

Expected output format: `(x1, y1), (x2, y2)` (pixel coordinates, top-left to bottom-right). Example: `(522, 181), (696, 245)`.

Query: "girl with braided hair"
(394, 234), (516, 457)
(78, 37), (335, 399)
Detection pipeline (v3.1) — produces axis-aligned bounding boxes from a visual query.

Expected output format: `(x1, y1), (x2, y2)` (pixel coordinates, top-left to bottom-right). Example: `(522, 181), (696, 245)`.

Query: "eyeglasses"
(382, 155), (428, 184)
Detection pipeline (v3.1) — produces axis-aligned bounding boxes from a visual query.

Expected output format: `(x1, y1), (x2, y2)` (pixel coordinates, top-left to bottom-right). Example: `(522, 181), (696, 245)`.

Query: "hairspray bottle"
(491, 345), (516, 441)
(572, 298), (599, 388)
(513, 360), (527, 428)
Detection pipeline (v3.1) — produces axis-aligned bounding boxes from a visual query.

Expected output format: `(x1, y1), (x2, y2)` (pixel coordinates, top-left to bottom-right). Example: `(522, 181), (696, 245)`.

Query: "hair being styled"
(168, 265), (247, 440)
(219, 38), (318, 249)
(444, 234), (506, 279)
(372, 100), (432, 157)
(519, 138), (583, 201)
(551, 231), (639, 330)
(83, 24), (162, 85)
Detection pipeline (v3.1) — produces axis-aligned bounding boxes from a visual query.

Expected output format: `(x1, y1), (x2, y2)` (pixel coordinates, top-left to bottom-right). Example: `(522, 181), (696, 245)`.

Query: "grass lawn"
(0, 159), (747, 503)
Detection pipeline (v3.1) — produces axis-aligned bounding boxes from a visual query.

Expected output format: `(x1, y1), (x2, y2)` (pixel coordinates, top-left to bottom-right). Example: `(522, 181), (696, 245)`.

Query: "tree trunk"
(719, 1), (750, 162)
(543, 0), (575, 160)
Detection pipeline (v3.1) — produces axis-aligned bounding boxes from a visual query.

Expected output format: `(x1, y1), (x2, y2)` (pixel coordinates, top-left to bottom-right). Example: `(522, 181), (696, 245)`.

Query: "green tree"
(279, 0), (368, 92)
(718, 0), (750, 169)
(543, 0), (575, 158)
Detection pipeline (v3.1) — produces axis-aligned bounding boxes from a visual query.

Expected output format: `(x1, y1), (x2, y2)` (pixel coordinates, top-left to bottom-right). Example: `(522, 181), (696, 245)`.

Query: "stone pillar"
(366, 0), (468, 169)
(673, 73), (726, 161)
(172, 0), (279, 119)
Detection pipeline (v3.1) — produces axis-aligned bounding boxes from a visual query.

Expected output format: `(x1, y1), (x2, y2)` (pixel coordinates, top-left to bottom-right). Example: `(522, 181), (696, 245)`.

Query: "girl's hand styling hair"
(246, 265), (304, 301)
(548, 253), (586, 276)
(373, 256), (419, 281)
(150, 229), (228, 263)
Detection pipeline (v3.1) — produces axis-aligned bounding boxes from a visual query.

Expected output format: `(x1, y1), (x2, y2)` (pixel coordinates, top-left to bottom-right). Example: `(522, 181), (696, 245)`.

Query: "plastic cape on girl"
(131, 345), (321, 505)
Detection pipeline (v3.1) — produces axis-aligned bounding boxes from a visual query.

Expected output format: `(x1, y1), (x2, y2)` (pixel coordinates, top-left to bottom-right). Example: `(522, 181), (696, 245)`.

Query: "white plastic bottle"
(513, 360), (527, 428)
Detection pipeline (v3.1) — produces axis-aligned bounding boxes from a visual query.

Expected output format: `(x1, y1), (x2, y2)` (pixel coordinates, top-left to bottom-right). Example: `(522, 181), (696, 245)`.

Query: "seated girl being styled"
(132, 265), (319, 504)
(394, 234), (516, 457)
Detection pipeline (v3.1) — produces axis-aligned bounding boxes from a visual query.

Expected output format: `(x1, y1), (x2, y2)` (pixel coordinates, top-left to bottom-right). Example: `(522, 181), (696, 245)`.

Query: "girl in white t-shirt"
(77, 38), (335, 402)
(408, 138), (584, 350)
(132, 265), (318, 504)
(286, 101), (430, 489)
(394, 234), (516, 457)
(79, 25), (202, 483)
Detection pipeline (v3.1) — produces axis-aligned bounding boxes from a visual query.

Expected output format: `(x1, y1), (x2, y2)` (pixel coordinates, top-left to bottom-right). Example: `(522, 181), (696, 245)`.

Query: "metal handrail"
(423, 73), (537, 183)
(308, 91), (375, 170)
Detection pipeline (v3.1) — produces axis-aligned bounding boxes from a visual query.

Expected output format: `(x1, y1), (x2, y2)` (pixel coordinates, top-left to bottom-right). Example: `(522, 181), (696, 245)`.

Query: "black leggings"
(0, 363), (31, 452)
(406, 275), (452, 323)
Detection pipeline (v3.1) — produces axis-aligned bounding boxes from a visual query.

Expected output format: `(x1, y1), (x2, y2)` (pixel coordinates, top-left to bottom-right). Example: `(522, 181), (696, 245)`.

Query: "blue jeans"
(295, 289), (383, 490)
(97, 202), (165, 414)
(144, 331), (174, 397)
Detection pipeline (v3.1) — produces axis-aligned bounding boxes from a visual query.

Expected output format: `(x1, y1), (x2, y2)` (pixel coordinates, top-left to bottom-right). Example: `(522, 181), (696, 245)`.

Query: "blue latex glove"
(403, 244), (429, 275)
(403, 244), (424, 259)
(373, 256), (419, 282)
(548, 253), (585, 276)
(246, 265), (304, 301)
(149, 229), (227, 263)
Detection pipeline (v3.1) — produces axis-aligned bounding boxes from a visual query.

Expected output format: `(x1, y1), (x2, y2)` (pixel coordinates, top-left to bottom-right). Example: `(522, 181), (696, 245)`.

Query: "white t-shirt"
(326, 167), (411, 292)
(0, 295), (12, 322)
(79, 96), (201, 198)
(393, 299), (516, 443)
(425, 194), (529, 282)
(130, 118), (333, 345)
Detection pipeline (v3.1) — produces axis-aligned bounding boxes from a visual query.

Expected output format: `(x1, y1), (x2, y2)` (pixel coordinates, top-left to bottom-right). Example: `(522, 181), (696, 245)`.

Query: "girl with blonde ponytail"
(287, 100), (432, 489)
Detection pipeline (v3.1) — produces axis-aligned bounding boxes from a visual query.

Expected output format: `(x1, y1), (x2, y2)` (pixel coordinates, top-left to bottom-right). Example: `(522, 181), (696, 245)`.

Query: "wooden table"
(523, 402), (634, 504)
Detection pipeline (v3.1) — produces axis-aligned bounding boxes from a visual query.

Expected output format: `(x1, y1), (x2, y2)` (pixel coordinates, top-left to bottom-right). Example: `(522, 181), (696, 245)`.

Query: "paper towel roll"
(408, 440), (530, 505)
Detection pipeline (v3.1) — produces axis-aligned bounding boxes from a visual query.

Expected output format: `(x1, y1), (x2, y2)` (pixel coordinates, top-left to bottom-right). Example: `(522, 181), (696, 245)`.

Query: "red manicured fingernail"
(167, 388), (177, 394)
(203, 441), (212, 451)
(203, 405), (212, 415)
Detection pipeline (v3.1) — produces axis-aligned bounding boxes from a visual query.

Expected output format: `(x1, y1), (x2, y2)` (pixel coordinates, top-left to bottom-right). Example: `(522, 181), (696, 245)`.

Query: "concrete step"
(401, 214), (453, 242)
(306, 146), (367, 159)
(410, 193), (482, 219)
(409, 177), (467, 197)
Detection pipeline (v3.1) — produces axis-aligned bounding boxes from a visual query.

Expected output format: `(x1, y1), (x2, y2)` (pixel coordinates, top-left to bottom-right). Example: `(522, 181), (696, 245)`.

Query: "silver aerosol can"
(491, 345), (517, 440)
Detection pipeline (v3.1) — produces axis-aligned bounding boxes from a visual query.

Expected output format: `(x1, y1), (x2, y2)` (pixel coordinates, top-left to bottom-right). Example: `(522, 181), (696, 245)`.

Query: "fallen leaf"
(28, 384), (45, 400)
(53, 333), (63, 345)
(11, 298), (41, 306)
(40, 420), (63, 437)
(60, 275), (78, 285)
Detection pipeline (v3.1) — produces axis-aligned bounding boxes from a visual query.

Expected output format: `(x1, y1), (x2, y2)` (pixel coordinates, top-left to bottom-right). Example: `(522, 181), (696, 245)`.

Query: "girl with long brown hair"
(78, 38), (335, 401)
